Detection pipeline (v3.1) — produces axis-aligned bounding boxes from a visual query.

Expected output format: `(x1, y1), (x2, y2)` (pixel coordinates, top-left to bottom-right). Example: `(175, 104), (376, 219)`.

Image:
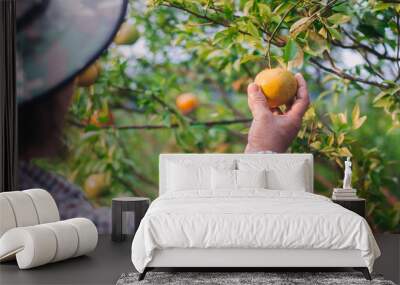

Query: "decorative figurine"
(343, 157), (352, 190)
(332, 157), (357, 200)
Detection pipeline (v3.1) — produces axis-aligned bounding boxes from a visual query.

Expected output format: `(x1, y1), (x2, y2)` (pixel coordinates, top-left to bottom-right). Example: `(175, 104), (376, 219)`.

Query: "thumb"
(247, 83), (271, 118)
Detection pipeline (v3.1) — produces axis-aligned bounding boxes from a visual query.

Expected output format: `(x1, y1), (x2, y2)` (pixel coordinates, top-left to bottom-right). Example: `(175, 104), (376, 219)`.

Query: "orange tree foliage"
(36, 0), (400, 232)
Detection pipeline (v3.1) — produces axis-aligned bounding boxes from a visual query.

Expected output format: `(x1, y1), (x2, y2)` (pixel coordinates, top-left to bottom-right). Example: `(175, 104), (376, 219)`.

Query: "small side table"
(332, 198), (366, 218)
(112, 197), (150, 242)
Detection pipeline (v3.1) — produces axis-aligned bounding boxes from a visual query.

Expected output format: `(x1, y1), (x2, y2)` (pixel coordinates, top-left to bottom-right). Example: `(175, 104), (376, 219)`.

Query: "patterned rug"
(116, 271), (395, 285)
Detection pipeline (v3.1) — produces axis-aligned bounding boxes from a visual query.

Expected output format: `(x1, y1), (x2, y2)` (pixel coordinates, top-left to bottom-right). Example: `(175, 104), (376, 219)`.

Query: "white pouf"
(0, 218), (98, 269)
(0, 189), (98, 269)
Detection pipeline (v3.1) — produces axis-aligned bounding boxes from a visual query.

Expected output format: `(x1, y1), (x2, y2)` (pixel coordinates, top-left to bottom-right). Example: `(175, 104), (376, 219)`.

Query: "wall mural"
(20, 1), (400, 233)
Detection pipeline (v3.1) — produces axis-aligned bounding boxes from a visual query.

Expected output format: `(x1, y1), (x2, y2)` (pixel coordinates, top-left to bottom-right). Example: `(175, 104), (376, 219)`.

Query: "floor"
(373, 234), (400, 284)
(1, 234), (398, 285)
(0, 235), (134, 285)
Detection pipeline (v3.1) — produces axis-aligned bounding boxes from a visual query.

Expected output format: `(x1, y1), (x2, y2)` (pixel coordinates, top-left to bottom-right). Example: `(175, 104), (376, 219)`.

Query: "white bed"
(131, 154), (380, 280)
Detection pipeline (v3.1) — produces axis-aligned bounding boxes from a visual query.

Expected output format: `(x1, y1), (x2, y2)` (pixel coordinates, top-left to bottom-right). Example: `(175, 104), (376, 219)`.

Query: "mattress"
(131, 190), (380, 273)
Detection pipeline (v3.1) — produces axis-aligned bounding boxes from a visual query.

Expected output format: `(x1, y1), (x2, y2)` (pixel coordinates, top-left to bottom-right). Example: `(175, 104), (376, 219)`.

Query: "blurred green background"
(35, 0), (399, 232)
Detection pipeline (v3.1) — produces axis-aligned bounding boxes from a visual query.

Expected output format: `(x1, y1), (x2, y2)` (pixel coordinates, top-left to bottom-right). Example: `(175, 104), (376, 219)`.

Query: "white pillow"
(166, 159), (236, 191)
(211, 168), (236, 190)
(236, 169), (267, 189)
(211, 169), (267, 190)
(266, 166), (307, 191)
(167, 162), (209, 191)
(238, 159), (308, 191)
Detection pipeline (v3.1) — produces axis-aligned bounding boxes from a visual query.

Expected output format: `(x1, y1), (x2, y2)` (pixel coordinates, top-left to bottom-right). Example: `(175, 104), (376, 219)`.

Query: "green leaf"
(212, 28), (234, 45)
(326, 26), (342, 40)
(373, 3), (393, 11)
(258, 3), (271, 19)
(243, 0), (255, 15)
(353, 116), (367, 129)
(246, 21), (259, 38)
(327, 13), (352, 25)
(240, 54), (263, 64)
(352, 104), (360, 122)
(288, 46), (304, 69)
(290, 17), (313, 37)
(374, 97), (392, 108)
(373, 91), (388, 103)
(338, 112), (347, 124)
(337, 133), (345, 145)
(84, 125), (100, 132)
(283, 38), (298, 63)
(338, 147), (352, 157)
(310, 141), (321, 150)
(332, 3), (349, 13)
(306, 31), (327, 55)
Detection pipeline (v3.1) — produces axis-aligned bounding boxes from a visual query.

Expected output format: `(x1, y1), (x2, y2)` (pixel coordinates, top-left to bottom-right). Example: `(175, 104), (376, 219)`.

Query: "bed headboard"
(159, 153), (314, 195)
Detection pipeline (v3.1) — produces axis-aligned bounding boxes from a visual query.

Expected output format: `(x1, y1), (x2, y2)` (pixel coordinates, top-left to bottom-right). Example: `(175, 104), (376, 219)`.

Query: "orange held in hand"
(254, 68), (297, 108)
(176, 93), (199, 114)
(77, 62), (101, 87)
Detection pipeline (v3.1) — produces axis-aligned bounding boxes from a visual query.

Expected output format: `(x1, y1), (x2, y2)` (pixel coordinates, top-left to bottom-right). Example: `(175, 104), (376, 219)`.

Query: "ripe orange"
(232, 77), (251, 93)
(77, 62), (101, 87)
(83, 173), (108, 199)
(176, 93), (199, 114)
(114, 22), (140, 45)
(254, 68), (297, 108)
(89, 110), (114, 127)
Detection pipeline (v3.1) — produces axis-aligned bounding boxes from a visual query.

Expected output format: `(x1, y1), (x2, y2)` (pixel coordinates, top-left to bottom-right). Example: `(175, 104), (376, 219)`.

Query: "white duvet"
(131, 190), (380, 273)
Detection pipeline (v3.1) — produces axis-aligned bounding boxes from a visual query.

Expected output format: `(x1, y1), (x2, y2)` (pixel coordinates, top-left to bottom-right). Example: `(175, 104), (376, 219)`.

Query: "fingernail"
(248, 83), (259, 94)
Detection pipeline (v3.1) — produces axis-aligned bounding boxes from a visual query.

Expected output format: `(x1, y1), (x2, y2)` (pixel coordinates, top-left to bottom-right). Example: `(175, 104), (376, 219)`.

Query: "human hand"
(245, 73), (310, 153)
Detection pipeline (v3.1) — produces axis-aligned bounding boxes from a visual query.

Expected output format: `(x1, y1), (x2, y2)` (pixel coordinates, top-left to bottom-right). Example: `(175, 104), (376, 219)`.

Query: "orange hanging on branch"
(176, 93), (199, 114)
(76, 61), (101, 87)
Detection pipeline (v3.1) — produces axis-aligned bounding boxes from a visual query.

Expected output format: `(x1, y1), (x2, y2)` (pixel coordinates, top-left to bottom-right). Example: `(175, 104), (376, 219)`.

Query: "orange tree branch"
(332, 29), (400, 62)
(160, 1), (285, 47)
(69, 117), (252, 130)
(309, 58), (389, 89)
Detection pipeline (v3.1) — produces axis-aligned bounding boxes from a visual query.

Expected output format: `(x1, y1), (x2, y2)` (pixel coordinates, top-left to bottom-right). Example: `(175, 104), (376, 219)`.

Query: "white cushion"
(0, 218), (97, 269)
(167, 160), (235, 191)
(211, 169), (267, 191)
(236, 169), (267, 189)
(211, 168), (236, 190)
(238, 159), (308, 191)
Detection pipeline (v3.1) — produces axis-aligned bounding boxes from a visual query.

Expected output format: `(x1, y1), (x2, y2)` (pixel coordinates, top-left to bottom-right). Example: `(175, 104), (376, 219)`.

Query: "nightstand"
(332, 198), (366, 218)
(112, 197), (150, 242)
